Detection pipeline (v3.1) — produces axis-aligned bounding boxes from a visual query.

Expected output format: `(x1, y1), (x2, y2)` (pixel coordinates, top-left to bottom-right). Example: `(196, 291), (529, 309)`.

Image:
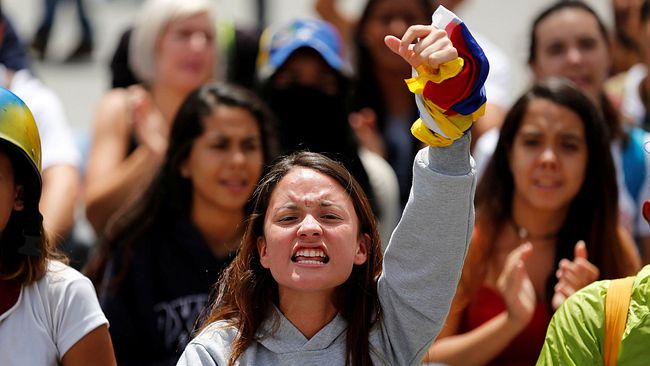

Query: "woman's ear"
(354, 233), (370, 265)
(257, 237), (270, 268)
(13, 185), (24, 211)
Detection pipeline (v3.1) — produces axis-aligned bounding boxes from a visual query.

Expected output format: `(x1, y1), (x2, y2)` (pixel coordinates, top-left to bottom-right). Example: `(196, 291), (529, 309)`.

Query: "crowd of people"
(1, 0), (650, 365)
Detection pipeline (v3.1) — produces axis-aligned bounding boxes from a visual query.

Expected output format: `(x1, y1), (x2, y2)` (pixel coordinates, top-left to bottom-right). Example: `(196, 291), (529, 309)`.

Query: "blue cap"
(257, 18), (348, 81)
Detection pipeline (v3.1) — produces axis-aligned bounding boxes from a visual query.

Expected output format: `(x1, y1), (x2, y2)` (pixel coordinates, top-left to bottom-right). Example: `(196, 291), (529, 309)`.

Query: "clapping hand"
(497, 243), (536, 328)
(128, 85), (169, 157)
(551, 240), (599, 310)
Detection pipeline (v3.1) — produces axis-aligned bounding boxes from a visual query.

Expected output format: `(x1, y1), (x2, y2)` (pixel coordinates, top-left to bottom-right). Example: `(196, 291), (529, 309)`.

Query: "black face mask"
(267, 84), (352, 154)
(265, 84), (375, 209)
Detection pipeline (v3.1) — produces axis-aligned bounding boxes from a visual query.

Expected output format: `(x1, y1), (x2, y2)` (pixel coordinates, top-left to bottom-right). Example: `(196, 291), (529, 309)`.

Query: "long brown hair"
(199, 151), (383, 366)
(459, 78), (635, 309)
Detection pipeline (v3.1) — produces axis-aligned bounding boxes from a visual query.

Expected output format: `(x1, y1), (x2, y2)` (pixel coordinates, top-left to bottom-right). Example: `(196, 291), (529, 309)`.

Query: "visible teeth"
(292, 248), (329, 264)
(295, 249), (326, 258)
(296, 260), (323, 265)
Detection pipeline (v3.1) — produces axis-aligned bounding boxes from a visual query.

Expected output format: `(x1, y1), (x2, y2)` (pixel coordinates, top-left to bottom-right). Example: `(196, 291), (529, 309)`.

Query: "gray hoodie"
(177, 134), (476, 366)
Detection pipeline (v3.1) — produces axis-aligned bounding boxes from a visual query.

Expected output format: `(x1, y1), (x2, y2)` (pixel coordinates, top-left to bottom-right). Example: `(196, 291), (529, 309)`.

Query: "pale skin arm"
(84, 88), (167, 234)
(423, 244), (536, 366)
(61, 325), (116, 366)
(40, 165), (80, 245)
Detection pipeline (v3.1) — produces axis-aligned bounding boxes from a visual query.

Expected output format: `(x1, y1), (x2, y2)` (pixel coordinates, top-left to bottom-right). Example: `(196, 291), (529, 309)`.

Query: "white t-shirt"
(0, 261), (108, 365)
(0, 65), (81, 170)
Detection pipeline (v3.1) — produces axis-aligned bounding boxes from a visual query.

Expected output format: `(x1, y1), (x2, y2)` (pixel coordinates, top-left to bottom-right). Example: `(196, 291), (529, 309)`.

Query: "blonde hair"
(128, 0), (217, 84)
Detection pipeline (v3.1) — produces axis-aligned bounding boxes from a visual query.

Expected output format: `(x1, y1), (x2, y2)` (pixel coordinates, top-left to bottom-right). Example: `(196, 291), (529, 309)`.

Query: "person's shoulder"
(544, 279), (609, 346)
(11, 69), (48, 93)
(193, 320), (238, 342)
(40, 260), (95, 297)
(93, 86), (137, 131)
(45, 260), (85, 282)
(632, 265), (650, 297)
(178, 320), (237, 365)
(18, 261), (96, 309)
(10, 69), (64, 109)
(635, 264), (650, 278)
(96, 86), (143, 116)
(186, 320), (239, 355)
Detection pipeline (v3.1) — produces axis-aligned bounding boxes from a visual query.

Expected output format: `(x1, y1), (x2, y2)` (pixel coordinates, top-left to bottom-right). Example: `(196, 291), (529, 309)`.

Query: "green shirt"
(537, 265), (650, 365)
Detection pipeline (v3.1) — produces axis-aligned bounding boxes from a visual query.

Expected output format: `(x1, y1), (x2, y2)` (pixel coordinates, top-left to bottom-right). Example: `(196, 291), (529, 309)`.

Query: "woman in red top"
(423, 78), (641, 365)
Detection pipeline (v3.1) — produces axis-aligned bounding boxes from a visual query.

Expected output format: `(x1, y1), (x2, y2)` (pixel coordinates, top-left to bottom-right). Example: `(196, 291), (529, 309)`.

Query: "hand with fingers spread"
(128, 85), (169, 158)
(497, 243), (537, 328)
(551, 240), (600, 310)
(383, 24), (458, 71)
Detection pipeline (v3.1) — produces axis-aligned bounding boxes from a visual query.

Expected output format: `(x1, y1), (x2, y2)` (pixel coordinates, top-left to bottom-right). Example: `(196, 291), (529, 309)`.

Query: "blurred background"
(2, 0), (612, 132)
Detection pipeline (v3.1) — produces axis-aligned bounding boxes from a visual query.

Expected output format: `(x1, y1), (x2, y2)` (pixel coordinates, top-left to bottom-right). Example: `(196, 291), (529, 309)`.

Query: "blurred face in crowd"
(156, 12), (216, 93)
(530, 7), (610, 103)
(257, 167), (368, 305)
(181, 106), (263, 213)
(360, 0), (431, 74)
(509, 98), (588, 214)
(272, 48), (340, 96)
